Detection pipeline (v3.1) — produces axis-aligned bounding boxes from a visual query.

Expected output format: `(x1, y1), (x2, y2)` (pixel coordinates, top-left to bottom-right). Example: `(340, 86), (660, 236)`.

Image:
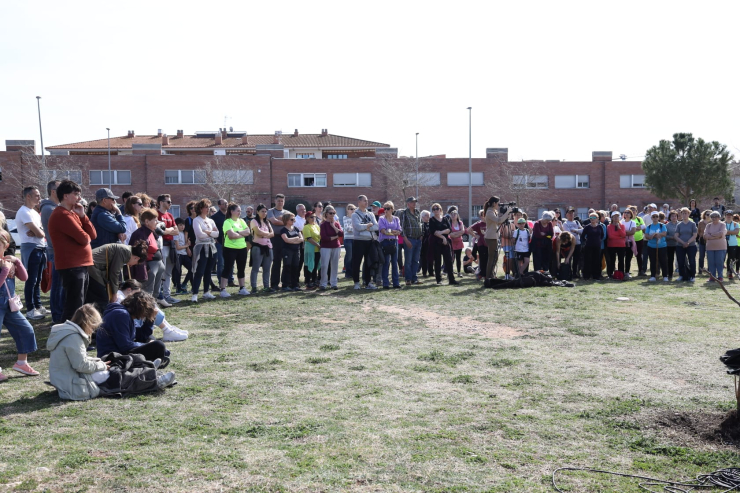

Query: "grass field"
(1, 259), (739, 492)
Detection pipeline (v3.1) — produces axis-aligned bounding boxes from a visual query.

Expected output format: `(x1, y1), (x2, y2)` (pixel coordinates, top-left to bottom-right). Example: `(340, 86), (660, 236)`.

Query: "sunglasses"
(165, 201), (172, 204)
(327, 212), (336, 215)
(432, 207), (440, 211)
(134, 202), (143, 206)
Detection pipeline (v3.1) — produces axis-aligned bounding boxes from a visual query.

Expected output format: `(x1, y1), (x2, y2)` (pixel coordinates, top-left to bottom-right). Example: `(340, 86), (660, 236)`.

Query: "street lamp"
(467, 107), (472, 229)
(106, 128), (111, 188)
(415, 132), (419, 198)
(36, 96), (44, 164)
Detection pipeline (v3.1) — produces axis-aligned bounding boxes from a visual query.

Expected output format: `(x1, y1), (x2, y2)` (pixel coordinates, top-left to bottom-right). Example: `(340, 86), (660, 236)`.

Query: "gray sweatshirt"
(351, 209), (379, 241)
(39, 199), (58, 256)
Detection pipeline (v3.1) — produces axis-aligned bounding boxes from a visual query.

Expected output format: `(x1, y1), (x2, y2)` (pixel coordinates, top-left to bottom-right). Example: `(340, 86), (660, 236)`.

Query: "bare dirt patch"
(361, 302), (522, 339)
(639, 409), (740, 448)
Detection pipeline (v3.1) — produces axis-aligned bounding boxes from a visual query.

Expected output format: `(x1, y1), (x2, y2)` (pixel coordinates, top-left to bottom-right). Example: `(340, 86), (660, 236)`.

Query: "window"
(513, 175), (548, 189)
(333, 173), (371, 187)
(577, 207), (590, 221)
(89, 170), (132, 186)
(288, 173), (326, 187)
(619, 174), (645, 188)
(212, 169), (254, 184)
(554, 175), (589, 189)
(170, 205), (181, 218)
(403, 172), (441, 187)
(472, 205), (483, 218)
(165, 170), (206, 184)
(327, 154), (348, 159)
(447, 172), (484, 186)
(40, 170), (82, 184)
(296, 153), (315, 159)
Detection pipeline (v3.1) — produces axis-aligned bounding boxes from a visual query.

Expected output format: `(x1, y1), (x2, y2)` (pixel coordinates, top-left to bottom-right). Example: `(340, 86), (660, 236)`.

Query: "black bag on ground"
(558, 263), (572, 281)
(97, 352), (160, 397)
(489, 271), (575, 289)
(720, 348), (740, 374)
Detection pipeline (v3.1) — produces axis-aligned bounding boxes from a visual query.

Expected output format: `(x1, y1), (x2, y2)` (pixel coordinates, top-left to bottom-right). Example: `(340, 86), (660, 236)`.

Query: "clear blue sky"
(1, 0), (738, 161)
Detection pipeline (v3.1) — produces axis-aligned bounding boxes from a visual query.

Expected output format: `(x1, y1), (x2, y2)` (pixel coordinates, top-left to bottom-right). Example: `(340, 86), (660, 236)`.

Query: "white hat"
(650, 211), (659, 217)
(610, 211), (621, 217)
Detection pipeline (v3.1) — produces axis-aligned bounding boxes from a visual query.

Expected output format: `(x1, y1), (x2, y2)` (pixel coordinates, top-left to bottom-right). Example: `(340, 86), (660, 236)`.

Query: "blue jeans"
(343, 239), (353, 278)
(382, 240), (400, 287)
(49, 253), (64, 323)
(20, 244), (46, 311)
(707, 249), (726, 279)
(0, 280), (37, 354)
(404, 238), (422, 282)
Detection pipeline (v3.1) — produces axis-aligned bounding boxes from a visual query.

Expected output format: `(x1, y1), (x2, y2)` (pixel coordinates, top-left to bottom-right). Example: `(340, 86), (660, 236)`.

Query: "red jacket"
(48, 207), (97, 270)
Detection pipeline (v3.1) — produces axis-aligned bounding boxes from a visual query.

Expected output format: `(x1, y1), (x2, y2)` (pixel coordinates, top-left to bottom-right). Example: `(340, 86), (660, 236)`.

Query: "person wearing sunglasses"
(429, 203), (459, 286)
(123, 196), (144, 245)
(157, 194), (180, 305)
(319, 206), (344, 290)
(89, 188), (127, 249)
(581, 213), (605, 280)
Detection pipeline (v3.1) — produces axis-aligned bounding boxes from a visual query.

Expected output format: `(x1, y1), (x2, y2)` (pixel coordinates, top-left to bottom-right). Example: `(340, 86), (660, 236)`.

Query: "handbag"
(381, 239), (397, 256)
(5, 282), (22, 312)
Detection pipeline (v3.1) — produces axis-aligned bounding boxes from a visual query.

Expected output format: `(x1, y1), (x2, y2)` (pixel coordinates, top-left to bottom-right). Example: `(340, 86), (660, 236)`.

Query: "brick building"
(1, 133), (672, 225)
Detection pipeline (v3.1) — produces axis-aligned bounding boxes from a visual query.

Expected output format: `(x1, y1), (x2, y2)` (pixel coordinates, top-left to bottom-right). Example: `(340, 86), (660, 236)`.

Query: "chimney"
(162, 134), (169, 146)
(215, 131), (223, 145)
(176, 129), (184, 138)
(157, 129), (162, 137)
(592, 151), (613, 162)
(293, 129), (299, 137)
(221, 128), (228, 139)
(241, 134), (249, 145)
(273, 131), (282, 145)
(321, 128), (328, 137)
(127, 130), (135, 138)
(486, 148), (508, 162)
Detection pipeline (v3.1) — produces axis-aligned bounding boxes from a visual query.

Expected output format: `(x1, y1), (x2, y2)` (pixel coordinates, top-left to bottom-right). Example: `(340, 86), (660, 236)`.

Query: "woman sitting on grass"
(116, 279), (187, 342)
(0, 230), (39, 382)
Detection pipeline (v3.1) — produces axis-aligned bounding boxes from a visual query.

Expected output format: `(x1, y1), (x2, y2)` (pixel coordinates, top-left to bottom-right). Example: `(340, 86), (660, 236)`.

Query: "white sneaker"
(649, 277), (656, 282)
(354, 282), (361, 290)
(167, 325), (188, 335)
(191, 294), (198, 302)
(366, 283), (378, 290)
(203, 291), (216, 300)
(26, 308), (44, 320)
(663, 277), (669, 282)
(157, 371), (176, 389)
(220, 289), (231, 298)
(157, 298), (172, 308)
(238, 287), (250, 295)
(36, 306), (48, 316)
(689, 277), (695, 282)
(676, 276), (683, 281)
(163, 327), (188, 342)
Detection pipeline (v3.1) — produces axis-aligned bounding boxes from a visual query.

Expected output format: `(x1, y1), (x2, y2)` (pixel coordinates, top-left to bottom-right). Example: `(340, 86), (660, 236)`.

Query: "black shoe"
(484, 279), (491, 288)
(383, 286), (390, 290)
(319, 286), (327, 291)
(332, 286), (338, 290)
(393, 285), (402, 289)
(449, 280), (460, 285)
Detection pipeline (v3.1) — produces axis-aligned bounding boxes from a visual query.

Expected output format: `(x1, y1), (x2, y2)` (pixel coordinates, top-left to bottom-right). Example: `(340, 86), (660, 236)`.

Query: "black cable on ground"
(552, 467), (740, 493)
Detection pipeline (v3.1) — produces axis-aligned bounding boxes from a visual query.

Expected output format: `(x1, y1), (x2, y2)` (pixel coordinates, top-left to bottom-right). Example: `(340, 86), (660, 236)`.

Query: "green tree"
(642, 133), (734, 203)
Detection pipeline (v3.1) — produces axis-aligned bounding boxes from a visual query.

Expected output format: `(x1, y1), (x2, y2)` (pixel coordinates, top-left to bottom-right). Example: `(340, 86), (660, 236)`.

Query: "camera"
(499, 201), (517, 214)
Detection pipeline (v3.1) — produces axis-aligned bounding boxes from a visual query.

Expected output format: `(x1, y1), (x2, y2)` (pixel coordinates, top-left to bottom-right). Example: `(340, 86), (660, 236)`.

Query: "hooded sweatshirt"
(39, 199), (58, 258)
(47, 321), (108, 400)
(96, 302), (143, 357)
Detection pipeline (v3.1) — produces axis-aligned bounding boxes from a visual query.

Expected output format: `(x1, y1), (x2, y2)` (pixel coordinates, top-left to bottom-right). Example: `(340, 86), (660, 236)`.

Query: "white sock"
(16, 360), (26, 366)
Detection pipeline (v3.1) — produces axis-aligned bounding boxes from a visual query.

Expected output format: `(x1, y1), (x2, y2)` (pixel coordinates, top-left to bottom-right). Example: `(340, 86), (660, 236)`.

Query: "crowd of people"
(0, 179), (734, 393)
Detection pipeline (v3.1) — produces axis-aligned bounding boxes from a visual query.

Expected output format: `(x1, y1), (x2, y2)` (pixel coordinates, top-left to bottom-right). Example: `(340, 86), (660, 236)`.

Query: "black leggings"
(666, 246), (676, 278)
(304, 251), (321, 284)
(177, 255), (193, 289)
(222, 247), (248, 280)
(606, 246), (625, 277)
(453, 249), (462, 274)
(433, 242), (455, 283)
(281, 248), (300, 289)
(648, 246), (668, 278)
(477, 246), (489, 277)
(127, 340), (167, 362)
(727, 245), (739, 275)
(352, 240), (373, 285)
(583, 246), (602, 280)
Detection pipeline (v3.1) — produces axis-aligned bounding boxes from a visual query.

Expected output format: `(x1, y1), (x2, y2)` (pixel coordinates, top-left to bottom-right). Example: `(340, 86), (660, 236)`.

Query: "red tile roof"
(47, 133), (390, 150)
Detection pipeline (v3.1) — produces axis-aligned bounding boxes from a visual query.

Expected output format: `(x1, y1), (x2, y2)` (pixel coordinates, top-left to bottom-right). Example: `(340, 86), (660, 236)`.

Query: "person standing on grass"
(483, 196), (511, 286)
(645, 211), (669, 282)
(210, 198), (234, 288)
(664, 211), (680, 281)
(724, 211), (739, 279)
(89, 188), (126, 249)
(697, 210), (712, 274)
(16, 186), (48, 321)
(173, 218), (193, 294)
(429, 203), (459, 286)
(40, 179), (64, 324)
(295, 204), (307, 285)
(123, 196), (143, 245)
(319, 206), (343, 291)
(219, 203), (251, 297)
(512, 217), (531, 275)
(621, 209), (637, 279)
(581, 214), (604, 281)
(704, 211), (727, 281)
(604, 211), (626, 278)
(156, 194), (180, 305)
(448, 209), (466, 278)
(267, 194), (288, 290)
(674, 207), (698, 282)
(467, 210), (487, 281)
(48, 180), (97, 322)
(313, 202), (324, 225)
(280, 212), (304, 292)
(531, 212), (555, 273)
(378, 202), (401, 289)
(351, 195), (379, 290)
(711, 197), (726, 216)
(398, 197), (422, 286)
(250, 204), (274, 293)
(561, 209), (583, 279)
(0, 230), (39, 381)
(129, 209), (169, 306)
(420, 210), (432, 278)
(343, 204), (356, 280)
(191, 199), (219, 302)
(302, 212), (321, 289)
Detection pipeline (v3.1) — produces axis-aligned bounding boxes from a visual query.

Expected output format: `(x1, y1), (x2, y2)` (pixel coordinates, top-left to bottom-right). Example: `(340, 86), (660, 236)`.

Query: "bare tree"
(484, 159), (547, 216)
(200, 155), (257, 206)
(376, 156), (440, 206)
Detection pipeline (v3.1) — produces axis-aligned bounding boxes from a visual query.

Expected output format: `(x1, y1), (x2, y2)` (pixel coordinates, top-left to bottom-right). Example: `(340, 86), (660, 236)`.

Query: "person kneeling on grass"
(117, 279), (187, 342)
(48, 304), (175, 400)
(96, 291), (172, 361)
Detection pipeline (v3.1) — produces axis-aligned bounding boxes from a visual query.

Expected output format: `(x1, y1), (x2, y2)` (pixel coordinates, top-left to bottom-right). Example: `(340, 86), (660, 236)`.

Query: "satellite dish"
(619, 154), (627, 161)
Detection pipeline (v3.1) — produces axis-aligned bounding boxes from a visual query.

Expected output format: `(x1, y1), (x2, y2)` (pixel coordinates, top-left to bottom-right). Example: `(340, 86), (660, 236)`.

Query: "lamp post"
(467, 107), (472, 229)
(415, 132), (419, 198)
(36, 96), (45, 165)
(106, 128), (111, 188)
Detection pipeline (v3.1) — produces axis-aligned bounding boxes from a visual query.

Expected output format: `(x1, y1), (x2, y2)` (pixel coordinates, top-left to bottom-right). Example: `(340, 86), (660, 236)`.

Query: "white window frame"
(619, 174), (646, 188)
(212, 169), (254, 185)
(170, 205), (181, 218)
(295, 153), (316, 159)
(165, 170), (206, 185)
(41, 170), (82, 184)
(554, 175), (589, 189)
(332, 172), (371, 187)
(287, 173), (327, 188)
(403, 172), (441, 187)
(514, 175), (548, 189)
(89, 170), (132, 186)
(577, 207), (590, 221)
(447, 172), (484, 186)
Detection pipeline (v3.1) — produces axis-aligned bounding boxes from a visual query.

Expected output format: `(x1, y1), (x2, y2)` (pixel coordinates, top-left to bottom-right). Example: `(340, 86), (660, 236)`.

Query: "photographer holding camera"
(483, 196), (513, 287)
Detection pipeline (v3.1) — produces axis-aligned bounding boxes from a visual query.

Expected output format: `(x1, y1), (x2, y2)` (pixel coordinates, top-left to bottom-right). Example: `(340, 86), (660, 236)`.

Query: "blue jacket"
(90, 207), (126, 249)
(96, 302), (142, 357)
